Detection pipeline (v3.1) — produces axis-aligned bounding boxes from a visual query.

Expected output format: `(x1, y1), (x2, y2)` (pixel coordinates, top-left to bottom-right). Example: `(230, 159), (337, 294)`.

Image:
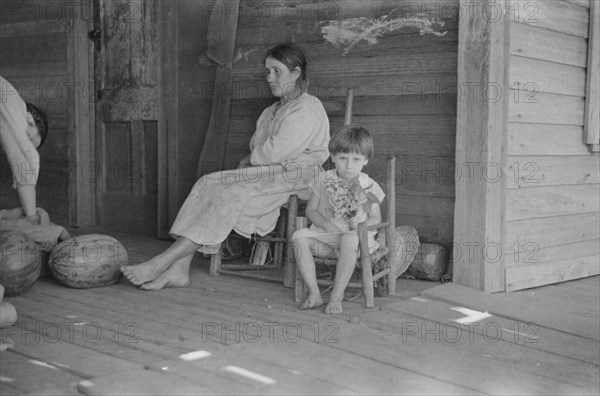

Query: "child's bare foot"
(139, 264), (190, 291)
(121, 259), (168, 286)
(300, 293), (324, 310)
(324, 296), (343, 314)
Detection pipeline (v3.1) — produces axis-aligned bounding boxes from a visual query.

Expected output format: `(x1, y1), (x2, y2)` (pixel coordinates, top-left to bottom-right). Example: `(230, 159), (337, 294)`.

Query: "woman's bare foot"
(300, 293), (324, 310)
(121, 259), (169, 286)
(324, 296), (343, 314)
(139, 263), (190, 291)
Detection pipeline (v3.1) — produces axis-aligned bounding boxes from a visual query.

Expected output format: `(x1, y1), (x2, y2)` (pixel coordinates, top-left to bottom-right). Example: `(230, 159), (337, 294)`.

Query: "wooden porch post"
(157, 0), (179, 239)
(67, 0), (96, 228)
(453, 0), (509, 292)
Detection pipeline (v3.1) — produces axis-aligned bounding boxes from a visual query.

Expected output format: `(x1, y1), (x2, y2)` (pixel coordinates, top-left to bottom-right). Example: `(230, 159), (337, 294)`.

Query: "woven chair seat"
(314, 246), (389, 268)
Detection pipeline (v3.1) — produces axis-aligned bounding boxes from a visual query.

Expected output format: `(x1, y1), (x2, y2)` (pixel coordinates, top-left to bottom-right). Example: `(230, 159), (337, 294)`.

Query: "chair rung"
(255, 237), (286, 243)
(316, 279), (363, 289)
(315, 258), (338, 266)
(372, 268), (391, 281)
(219, 264), (280, 271)
(217, 269), (282, 282)
(366, 222), (390, 231)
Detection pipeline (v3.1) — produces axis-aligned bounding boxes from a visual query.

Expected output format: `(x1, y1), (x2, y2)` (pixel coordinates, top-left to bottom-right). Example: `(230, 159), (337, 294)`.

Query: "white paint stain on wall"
(198, 54), (215, 66)
(234, 47), (259, 63)
(198, 47), (258, 65)
(321, 11), (447, 55)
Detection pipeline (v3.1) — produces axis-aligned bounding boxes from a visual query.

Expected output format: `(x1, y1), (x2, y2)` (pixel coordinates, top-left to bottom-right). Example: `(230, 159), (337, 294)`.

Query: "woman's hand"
(237, 154), (252, 169)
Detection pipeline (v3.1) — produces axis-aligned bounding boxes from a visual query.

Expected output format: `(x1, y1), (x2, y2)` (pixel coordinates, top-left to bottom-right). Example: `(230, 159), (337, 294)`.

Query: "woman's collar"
(278, 91), (307, 106)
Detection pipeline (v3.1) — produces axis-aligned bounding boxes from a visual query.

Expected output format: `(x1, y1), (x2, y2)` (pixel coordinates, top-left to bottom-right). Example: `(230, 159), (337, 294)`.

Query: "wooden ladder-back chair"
(292, 155), (398, 308)
(209, 89), (356, 284)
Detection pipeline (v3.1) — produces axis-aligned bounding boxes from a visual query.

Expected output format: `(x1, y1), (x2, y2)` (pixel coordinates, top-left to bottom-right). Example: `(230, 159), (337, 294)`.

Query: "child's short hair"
(26, 103), (48, 147)
(328, 125), (374, 159)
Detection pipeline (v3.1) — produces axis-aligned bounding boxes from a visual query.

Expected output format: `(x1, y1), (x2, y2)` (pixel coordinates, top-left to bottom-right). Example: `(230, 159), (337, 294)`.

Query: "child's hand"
(349, 212), (367, 230)
(325, 222), (344, 234)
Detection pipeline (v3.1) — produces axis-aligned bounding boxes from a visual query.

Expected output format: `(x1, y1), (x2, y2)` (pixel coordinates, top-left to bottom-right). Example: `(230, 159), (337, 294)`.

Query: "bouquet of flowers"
(325, 176), (379, 222)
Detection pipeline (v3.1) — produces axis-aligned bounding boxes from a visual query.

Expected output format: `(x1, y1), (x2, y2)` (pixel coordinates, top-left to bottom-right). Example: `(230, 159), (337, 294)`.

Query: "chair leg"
(294, 266), (308, 303)
(358, 224), (374, 308)
(209, 243), (223, 276)
(283, 195), (298, 288)
(273, 211), (286, 269)
(361, 259), (375, 308)
(386, 236), (398, 295)
(387, 272), (396, 295)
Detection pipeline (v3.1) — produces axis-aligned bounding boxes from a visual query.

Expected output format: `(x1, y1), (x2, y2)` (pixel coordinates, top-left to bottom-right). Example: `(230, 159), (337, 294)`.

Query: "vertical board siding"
(0, 1), (74, 225)
(175, 0), (215, 211)
(170, 0), (459, 245)
(505, 1), (600, 291)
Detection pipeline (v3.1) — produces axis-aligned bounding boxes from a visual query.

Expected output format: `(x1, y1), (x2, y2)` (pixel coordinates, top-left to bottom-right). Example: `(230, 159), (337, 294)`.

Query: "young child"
(292, 125), (385, 314)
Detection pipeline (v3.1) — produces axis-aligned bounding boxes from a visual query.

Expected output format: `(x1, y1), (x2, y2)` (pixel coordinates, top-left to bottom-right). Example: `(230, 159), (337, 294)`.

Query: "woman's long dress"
(170, 92), (330, 253)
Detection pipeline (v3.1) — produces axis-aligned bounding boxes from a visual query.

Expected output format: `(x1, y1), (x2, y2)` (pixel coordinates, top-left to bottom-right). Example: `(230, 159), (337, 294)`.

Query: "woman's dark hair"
(329, 125), (375, 160)
(26, 103), (48, 147)
(265, 43), (308, 92)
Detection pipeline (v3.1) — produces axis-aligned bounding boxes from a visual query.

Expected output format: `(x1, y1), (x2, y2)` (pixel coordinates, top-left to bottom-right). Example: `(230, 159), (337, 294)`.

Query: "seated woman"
(123, 43), (330, 290)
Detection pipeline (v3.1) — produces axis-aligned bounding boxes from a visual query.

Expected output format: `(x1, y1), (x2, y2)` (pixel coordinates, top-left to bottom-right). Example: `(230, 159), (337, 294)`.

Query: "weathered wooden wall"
(504, 0), (600, 290)
(157, 0), (217, 237)
(169, 0), (459, 245)
(0, 0), (79, 225)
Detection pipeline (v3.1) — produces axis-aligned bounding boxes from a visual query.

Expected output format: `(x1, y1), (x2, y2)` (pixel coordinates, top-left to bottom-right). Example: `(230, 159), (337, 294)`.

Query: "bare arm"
(17, 184), (38, 222)
(351, 204), (382, 228)
(305, 191), (344, 234)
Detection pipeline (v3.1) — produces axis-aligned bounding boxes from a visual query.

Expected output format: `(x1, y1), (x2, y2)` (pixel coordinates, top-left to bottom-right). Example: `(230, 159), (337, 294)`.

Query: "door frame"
(157, 0), (179, 239)
(67, 0), (96, 228)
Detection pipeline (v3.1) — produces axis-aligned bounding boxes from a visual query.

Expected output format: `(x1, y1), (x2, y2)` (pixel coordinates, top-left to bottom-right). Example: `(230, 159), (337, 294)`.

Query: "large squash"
(0, 232), (42, 296)
(49, 234), (128, 289)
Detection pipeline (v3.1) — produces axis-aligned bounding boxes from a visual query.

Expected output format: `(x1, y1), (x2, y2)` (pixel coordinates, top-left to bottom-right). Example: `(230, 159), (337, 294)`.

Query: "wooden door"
(92, 0), (159, 235)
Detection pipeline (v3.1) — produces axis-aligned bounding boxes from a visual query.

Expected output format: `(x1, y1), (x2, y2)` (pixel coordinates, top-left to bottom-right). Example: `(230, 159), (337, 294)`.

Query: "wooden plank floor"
(1, 231), (598, 395)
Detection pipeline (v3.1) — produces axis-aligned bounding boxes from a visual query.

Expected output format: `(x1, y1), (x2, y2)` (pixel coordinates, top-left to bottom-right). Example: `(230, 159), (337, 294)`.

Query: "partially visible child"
(292, 125), (385, 314)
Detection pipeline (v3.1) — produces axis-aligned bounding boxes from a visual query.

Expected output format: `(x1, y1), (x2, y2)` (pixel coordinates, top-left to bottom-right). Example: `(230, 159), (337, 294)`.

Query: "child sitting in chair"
(292, 125), (385, 314)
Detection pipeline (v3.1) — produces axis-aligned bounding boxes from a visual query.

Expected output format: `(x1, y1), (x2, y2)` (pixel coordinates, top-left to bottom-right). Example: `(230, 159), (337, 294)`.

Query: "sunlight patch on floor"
(224, 365), (276, 385)
(450, 307), (492, 324)
(179, 350), (212, 361)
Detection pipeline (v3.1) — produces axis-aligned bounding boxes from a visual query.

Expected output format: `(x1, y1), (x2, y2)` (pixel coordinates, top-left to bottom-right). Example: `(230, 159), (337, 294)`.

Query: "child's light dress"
(292, 169), (385, 256)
